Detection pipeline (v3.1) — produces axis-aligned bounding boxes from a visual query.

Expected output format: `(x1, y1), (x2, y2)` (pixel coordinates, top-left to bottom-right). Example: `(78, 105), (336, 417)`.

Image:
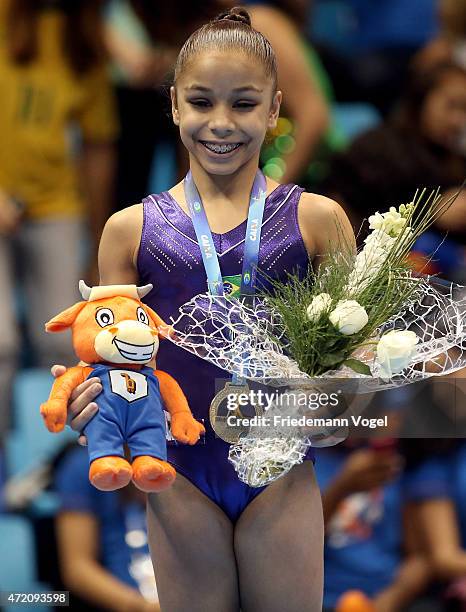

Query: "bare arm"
(373, 556), (432, 612)
(98, 204), (143, 285)
(104, 24), (177, 88)
(297, 192), (356, 267)
(416, 498), (466, 578)
(250, 6), (330, 183)
(434, 188), (466, 233)
(372, 504), (434, 611)
(56, 512), (158, 612)
(321, 475), (352, 528)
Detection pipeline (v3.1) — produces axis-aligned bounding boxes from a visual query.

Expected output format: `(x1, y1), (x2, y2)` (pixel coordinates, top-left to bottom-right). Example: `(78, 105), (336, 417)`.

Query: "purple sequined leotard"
(138, 183), (313, 521)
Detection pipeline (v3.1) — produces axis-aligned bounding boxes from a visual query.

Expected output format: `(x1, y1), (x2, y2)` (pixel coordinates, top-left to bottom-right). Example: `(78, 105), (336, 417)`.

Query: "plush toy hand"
(40, 399), (67, 432)
(170, 412), (205, 445)
(42, 366), (93, 435)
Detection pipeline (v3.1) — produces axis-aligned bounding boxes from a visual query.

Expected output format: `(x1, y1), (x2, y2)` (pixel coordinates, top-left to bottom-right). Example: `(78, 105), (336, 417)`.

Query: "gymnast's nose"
(209, 106), (235, 137)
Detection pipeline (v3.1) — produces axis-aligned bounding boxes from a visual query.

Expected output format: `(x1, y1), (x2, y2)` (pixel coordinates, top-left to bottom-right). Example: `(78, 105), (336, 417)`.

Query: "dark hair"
(394, 60), (466, 133)
(6, 0), (106, 75)
(174, 7), (278, 90)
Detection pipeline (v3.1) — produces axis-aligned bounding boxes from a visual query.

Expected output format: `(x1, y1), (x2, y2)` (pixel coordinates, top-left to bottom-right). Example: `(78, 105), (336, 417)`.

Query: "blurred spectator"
(250, 3), (332, 183)
(242, 0), (346, 188)
(316, 440), (440, 612)
(311, 0), (439, 115)
(104, 1), (330, 202)
(415, 0), (466, 72)
(399, 439), (466, 610)
(322, 61), (466, 277)
(0, 0), (118, 440)
(54, 444), (159, 612)
(103, 0), (219, 204)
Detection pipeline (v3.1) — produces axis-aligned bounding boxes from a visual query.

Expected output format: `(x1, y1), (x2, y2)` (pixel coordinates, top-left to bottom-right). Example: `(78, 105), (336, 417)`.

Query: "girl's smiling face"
(171, 51), (281, 176)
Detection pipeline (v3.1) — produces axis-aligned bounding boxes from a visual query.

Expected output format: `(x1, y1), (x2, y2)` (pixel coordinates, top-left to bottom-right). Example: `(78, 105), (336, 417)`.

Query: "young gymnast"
(58, 8), (355, 611)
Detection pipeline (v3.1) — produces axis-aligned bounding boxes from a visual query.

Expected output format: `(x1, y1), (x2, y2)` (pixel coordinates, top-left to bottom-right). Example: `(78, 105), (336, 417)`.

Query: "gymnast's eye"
(188, 98), (211, 108)
(95, 308), (114, 327)
(137, 307), (150, 326)
(234, 100), (258, 109)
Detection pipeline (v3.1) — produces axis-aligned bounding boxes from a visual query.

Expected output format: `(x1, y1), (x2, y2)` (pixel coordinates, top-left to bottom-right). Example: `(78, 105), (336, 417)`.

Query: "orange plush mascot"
(40, 281), (204, 492)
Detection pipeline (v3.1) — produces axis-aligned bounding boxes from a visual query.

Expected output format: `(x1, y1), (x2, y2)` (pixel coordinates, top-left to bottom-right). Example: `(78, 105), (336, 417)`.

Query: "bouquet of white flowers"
(165, 189), (466, 486)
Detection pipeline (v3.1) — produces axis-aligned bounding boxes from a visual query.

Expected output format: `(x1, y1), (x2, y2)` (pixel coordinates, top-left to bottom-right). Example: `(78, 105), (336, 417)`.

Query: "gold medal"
(209, 382), (263, 444)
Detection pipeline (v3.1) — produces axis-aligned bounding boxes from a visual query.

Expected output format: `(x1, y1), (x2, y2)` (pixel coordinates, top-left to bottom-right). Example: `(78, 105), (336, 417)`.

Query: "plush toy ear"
(45, 301), (87, 333)
(145, 305), (173, 339)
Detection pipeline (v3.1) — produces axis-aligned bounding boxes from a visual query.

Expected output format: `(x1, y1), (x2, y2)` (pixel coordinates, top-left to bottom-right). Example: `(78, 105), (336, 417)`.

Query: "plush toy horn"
(137, 284), (153, 299)
(79, 280), (92, 301)
(78, 280), (153, 302)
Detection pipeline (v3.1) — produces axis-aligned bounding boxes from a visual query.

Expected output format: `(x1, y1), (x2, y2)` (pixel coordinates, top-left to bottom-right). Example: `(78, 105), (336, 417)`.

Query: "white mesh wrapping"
(167, 293), (303, 380)
(228, 437), (310, 487)
(168, 280), (466, 387)
(166, 279), (466, 486)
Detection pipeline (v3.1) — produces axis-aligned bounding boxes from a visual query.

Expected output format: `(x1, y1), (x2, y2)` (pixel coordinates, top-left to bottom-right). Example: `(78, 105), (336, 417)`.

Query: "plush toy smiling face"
(45, 284), (167, 366)
(92, 302), (159, 364)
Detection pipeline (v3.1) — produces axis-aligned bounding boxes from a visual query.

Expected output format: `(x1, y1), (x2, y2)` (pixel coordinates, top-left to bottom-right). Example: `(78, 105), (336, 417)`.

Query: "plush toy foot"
(131, 456), (176, 492)
(89, 456), (132, 491)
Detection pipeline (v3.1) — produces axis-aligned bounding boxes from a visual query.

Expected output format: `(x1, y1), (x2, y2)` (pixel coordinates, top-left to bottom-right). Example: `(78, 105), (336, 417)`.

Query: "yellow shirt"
(0, 6), (119, 219)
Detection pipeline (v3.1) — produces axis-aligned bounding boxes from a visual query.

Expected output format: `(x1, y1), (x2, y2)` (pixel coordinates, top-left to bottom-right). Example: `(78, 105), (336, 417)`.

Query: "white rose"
(329, 300), (369, 335)
(376, 330), (419, 380)
(306, 293), (332, 321)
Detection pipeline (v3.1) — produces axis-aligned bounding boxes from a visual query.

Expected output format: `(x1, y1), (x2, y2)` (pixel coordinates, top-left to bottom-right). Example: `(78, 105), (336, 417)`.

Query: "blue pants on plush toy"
(83, 363), (167, 464)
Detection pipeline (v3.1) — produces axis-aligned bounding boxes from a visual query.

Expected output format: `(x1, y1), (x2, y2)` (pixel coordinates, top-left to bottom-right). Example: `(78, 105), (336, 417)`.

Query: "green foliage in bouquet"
(264, 188), (460, 377)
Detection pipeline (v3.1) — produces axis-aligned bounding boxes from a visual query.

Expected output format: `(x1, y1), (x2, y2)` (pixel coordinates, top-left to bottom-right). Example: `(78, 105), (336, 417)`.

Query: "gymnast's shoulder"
(297, 190), (355, 256)
(98, 204), (143, 281)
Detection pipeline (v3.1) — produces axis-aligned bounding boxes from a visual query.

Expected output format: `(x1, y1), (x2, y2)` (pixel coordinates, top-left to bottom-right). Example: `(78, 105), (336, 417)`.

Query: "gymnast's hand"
(51, 364), (102, 446)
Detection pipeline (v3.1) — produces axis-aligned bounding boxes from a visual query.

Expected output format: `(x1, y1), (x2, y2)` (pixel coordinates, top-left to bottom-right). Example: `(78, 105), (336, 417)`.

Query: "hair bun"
(215, 7), (252, 27)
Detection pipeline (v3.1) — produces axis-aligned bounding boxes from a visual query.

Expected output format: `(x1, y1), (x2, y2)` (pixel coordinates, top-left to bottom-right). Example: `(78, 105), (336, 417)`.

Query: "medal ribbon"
(184, 169), (267, 384)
